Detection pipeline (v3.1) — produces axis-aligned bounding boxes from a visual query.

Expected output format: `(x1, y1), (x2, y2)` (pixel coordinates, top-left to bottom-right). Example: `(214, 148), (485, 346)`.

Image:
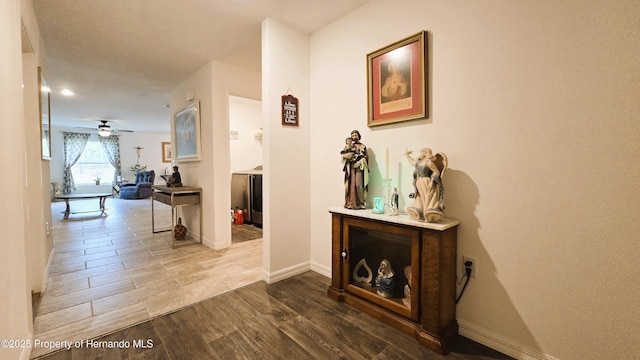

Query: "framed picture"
(161, 142), (172, 162)
(39, 67), (51, 160)
(367, 31), (428, 127)
(172, 101), (201, 162)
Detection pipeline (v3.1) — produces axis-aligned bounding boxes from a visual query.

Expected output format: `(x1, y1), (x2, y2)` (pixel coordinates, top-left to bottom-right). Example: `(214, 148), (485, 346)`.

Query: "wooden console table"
(152, 185), (202, 248)
(55, 192), (112, 220)
(327, 207), (460, 354)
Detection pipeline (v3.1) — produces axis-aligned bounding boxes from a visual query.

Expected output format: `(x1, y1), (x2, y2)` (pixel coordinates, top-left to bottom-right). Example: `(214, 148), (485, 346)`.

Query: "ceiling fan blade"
(71, 120), (134, 134)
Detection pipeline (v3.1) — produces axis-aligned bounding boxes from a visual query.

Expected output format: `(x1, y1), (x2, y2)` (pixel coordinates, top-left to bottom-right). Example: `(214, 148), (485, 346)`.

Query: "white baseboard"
(41, 248), (56, 292)
(262, 261), (311, 284)
(200, 231), (235, 250)
(458, 319), (559, 360)
(202, 236), (223, 250)
(310, 261), (331, 278)
(21, 333), (33, 360)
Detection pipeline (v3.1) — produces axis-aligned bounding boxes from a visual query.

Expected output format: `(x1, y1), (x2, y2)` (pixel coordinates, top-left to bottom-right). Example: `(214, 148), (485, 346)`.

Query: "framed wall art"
(172, 101), (201, 162)
(161, 142), (172, 163)
(39, 67), (51, 160)
(367, 31), (428, 127)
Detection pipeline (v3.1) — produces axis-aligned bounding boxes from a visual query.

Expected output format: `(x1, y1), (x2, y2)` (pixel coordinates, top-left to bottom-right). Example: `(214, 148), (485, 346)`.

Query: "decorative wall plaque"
(281, 94), (299, 127)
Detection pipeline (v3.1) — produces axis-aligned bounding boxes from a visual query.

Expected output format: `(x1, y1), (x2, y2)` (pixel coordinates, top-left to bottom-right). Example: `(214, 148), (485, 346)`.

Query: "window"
(71, 140), (115, 184)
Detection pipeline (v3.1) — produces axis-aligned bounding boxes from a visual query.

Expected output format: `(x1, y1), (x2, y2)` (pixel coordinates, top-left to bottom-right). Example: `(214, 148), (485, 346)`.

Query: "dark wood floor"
(36, 271), (511, 360)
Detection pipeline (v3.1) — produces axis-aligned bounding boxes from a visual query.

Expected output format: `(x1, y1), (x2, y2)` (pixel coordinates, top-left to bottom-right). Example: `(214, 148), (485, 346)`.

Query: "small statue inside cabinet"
(404, 147), (448, 223)
(375, 259), (396, 298)
(402, 266), (412, 308)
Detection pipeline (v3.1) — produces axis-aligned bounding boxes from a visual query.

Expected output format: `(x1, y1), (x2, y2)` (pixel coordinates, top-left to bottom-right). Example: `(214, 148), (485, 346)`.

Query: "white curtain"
(99, 134), (122, 181)
(62, 132), (90, 194)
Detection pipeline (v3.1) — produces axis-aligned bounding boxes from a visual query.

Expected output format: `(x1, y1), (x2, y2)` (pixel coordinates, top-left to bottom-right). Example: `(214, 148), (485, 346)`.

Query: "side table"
(151, 185), (202, 248)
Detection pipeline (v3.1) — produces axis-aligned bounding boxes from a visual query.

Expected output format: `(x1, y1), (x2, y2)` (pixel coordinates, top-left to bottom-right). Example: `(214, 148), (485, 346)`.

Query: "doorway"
(228, 95), (263, 243)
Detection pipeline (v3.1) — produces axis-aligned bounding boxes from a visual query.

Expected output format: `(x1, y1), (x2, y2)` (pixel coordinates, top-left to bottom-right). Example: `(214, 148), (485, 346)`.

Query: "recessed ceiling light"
(61, 89), (74, 96)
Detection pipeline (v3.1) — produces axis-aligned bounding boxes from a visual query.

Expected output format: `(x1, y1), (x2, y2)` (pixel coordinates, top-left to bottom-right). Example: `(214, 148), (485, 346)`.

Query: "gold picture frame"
(162, 142), (172, 163)
(367, 31), (428, 127)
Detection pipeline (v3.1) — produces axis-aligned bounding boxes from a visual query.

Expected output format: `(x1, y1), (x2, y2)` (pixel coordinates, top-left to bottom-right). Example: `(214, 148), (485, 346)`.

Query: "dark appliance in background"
(250, 174), (262, 227)
(230, 166), (263, 228)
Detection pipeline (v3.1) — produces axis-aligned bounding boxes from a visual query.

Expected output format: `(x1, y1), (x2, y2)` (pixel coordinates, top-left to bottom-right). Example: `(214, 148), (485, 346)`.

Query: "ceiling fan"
(97, 120), (112, 137)
(75, 120), (134, 137)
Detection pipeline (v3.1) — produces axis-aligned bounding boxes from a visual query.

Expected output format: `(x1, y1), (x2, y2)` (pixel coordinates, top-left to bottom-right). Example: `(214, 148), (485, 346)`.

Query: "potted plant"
(51, 182), (61, 196)
(129, 161), (147, 175)
(92, 171), (102, 185)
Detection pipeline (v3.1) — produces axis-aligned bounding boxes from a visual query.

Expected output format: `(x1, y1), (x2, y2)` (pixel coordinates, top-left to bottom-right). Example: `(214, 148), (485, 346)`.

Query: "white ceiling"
(32, 0), (369, 134)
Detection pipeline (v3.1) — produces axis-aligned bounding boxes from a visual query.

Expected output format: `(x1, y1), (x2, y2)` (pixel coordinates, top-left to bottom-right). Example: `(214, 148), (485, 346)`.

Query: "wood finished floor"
(35, 198), (509, 360)
(37, 271), (512, 360)
(32, 198), (262, 359)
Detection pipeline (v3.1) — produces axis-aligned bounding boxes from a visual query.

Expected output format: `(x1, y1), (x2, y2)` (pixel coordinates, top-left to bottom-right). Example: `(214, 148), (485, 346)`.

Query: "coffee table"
(55, 193), (112, 220)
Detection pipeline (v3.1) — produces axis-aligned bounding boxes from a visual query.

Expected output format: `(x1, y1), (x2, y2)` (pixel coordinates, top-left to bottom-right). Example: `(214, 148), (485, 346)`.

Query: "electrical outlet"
(463, 255), (477, 278)
(45, 222), (50, 236)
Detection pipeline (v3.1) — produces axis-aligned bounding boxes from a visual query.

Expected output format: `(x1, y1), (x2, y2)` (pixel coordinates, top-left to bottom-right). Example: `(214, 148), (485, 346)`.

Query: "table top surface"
(152, 185), (202, 194)
(328, 206), (460, 231)
(55, 193), (113, 199)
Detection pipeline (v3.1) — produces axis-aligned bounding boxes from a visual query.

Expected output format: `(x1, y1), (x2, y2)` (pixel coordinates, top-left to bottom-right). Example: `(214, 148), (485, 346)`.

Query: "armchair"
(119, 170), (155, 199)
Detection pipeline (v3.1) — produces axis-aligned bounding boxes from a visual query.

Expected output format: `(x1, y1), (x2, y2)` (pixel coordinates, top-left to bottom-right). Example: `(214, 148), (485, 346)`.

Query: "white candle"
(385, 147), (389, 179)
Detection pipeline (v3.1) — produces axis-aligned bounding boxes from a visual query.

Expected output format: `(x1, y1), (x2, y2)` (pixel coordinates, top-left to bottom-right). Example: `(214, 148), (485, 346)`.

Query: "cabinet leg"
(171, 206), (175, 248)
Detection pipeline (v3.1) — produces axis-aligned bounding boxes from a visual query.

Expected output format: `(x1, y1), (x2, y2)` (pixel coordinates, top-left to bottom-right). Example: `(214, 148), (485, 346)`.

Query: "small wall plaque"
(282, 94), (299, 127)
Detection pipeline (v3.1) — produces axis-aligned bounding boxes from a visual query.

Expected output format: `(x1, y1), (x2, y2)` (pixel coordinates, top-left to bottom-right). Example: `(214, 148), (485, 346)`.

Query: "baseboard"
(41, 248), (56, 292)
(310, 261), (331, 278)
(21, 333), (33, 360)
(262, 261), (311, 284)
(458, 319), (559, 360)
(201, 235), (222, 250)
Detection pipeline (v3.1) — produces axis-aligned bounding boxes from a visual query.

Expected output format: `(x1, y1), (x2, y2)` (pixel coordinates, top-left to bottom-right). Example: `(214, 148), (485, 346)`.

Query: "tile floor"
(32, 197), (262, 358)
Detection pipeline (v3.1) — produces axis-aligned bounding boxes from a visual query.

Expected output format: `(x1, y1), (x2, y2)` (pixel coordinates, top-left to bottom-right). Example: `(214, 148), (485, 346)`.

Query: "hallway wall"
(308, 1), (640, 359)
(261, 18), (312, 280)
(2, 1), (37, 359)
(229, 95), (262, 174)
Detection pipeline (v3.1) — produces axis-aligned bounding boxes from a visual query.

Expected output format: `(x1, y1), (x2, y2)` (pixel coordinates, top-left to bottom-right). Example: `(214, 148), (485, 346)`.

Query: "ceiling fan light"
(98, 124), (111, 137)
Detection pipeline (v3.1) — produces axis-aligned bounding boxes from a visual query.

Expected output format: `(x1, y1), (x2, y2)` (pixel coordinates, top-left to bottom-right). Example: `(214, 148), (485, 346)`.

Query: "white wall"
(22, 0), (52, 304)
(309, 1), (640, 359)
(118, 132), (172, 182)
(262, 18), (312, 280)
(229, 95), (262, 173)
(23, 53), (50, 296)
(171, 60), (261, 250)
(1, 0), (35, 359)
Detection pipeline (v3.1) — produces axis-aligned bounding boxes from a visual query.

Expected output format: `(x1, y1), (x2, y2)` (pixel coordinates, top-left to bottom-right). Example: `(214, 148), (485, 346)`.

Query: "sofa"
(119, 170), (155, 199)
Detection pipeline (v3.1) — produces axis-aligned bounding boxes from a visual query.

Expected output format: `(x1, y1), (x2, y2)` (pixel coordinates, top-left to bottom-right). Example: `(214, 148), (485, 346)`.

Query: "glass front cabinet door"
(343, 216), (420, 321)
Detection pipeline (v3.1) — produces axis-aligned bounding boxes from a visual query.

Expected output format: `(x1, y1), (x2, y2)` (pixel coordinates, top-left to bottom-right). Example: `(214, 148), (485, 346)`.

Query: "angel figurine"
(404, 147), (447, 223)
